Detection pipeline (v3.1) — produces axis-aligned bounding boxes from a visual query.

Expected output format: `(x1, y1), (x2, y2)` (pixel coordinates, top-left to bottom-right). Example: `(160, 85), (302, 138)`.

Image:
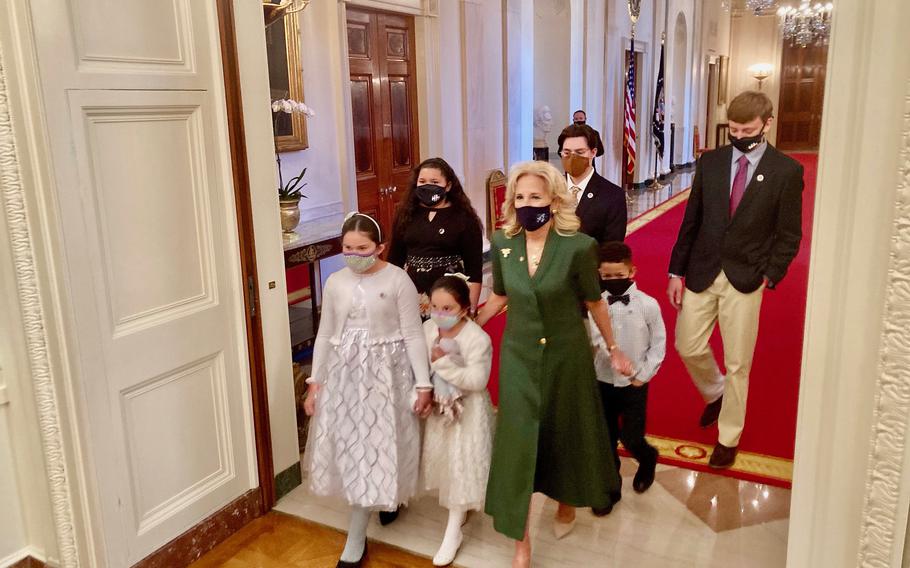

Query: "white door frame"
(1, 0), (910, 566)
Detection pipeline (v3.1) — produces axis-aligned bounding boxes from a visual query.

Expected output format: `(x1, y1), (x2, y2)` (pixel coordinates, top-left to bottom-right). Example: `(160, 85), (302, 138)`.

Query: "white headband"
(344, 211), (382, 242)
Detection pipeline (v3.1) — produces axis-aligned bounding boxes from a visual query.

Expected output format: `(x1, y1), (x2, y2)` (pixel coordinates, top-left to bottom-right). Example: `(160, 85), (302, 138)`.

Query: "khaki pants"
(675, 271), (764, 447)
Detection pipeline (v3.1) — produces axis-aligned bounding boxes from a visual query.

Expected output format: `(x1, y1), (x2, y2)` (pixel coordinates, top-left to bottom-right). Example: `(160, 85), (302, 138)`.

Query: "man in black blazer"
(557, 124), (627, 243)
(667, 91), (803, 469)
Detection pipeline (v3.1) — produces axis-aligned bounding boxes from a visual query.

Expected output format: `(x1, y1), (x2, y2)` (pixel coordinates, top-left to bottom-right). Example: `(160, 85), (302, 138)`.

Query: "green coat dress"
(484, 228), (621, 540)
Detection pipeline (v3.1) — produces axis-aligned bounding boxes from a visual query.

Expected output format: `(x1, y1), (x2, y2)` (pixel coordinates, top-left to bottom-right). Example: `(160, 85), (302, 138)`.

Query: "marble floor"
(275, 457), (789, 568)
(627, 169), (694, 220)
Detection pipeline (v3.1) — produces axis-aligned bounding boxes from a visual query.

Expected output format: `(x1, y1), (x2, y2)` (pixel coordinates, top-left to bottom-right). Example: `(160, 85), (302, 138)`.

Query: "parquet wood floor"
(190, 511), (434, 568)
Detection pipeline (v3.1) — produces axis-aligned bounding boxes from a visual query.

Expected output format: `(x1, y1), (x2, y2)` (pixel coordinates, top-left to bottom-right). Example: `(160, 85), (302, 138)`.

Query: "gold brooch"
(501, 248), (512, 258)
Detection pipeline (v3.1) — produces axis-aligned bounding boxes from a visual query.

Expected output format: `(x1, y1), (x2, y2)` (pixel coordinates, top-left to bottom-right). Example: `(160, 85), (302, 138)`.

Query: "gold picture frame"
(486, 169), (507, 238)
(717, 55), (730, 105)
(265, 4), (309, 152)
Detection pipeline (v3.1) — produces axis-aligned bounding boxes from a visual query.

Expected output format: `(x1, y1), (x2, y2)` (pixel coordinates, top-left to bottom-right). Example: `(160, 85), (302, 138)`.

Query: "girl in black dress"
(389, 158), (484, 317)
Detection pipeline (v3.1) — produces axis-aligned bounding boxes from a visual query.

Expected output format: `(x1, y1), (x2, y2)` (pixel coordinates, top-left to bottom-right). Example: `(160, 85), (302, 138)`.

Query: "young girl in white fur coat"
(421, 274), (494, 566)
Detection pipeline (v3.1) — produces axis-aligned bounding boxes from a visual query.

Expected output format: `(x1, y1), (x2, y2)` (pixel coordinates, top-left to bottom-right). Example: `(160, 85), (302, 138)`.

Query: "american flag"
(624, 41), (637, 176)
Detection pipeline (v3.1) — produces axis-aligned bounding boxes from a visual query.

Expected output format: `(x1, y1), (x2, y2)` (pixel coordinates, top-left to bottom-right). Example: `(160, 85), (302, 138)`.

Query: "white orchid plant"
(272, 98), (315, 200)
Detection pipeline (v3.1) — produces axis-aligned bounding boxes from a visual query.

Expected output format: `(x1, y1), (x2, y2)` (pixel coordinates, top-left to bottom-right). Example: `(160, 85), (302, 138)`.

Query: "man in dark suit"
(557, 124), (627, 243)
(667, 91), (803, 469)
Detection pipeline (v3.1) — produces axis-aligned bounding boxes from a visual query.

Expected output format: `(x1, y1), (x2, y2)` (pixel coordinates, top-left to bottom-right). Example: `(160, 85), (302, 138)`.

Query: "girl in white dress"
(304, 213), (433, 568)
(421, 274), (494, 566)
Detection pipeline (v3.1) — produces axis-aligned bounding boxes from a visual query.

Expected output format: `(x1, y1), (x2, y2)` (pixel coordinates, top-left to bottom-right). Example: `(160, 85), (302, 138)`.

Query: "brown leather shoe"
(699, 396), (724, 428)
(708, 443), (738, 469)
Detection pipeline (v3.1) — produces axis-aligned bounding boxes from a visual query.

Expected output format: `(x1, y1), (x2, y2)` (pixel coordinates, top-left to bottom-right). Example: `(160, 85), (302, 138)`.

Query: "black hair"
(557, 124), (599, 153)
(392, 157), (482, 243)
(429, 275), (471, 311)
(341, 213), (383, 244)
(598, 241), (633, 265)
(573, 109), (587, 118)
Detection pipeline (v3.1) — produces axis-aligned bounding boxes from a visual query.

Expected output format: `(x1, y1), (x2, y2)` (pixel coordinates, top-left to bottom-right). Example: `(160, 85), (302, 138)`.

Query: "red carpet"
(484, 153), (817, 486)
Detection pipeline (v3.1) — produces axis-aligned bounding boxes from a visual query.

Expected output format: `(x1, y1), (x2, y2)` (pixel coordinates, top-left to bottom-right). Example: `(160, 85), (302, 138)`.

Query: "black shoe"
(336, 541), (367, 567)
(378, 508), (400, 526)
(591, 503), (613, 517)
(591, 491), (622, 517)
(699, 396), (724, 428)
(708, 443), (738, 469)
(632, 458), (657, 494)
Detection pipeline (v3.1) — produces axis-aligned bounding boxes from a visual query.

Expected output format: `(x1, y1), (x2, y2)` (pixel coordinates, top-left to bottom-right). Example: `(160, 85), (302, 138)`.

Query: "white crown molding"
(856, 81), (910, 568)
(0, 28), (79, 568)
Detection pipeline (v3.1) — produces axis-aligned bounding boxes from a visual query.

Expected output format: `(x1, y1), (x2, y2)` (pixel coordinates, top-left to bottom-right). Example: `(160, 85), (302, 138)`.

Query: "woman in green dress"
(475, 161), (633, 567)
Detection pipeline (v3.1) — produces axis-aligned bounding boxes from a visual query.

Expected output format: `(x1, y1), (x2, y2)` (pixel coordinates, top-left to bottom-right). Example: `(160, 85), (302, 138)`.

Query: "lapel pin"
(756, 174), (765, 182)
(587, 192), (594, 198)
(439, 228), (445, 234)
(501, 248), (511, 258)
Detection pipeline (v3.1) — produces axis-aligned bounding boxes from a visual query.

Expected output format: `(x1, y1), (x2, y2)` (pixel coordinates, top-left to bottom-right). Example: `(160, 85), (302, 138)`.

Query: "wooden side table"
(283, 214), (344, 353)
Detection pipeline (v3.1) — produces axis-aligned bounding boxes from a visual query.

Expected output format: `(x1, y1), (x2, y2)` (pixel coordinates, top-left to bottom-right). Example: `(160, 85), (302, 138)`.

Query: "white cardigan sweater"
(423, 319), (492, 392)
(311, 263), (431, 388)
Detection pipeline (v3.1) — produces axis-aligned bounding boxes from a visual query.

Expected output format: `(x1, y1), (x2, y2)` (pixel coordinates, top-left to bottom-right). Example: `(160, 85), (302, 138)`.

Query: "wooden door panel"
(347, 8), (419, 238)
(778, 42), (827, 151)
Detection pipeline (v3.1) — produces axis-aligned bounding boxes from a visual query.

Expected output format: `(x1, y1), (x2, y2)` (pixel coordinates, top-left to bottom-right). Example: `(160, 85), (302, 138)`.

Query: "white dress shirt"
(589, 282), (666, 387)
(566, 168), (595, 206)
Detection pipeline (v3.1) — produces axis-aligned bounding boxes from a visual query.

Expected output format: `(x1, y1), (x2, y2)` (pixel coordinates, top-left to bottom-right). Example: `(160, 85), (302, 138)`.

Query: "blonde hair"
(501, 161), (581, 237)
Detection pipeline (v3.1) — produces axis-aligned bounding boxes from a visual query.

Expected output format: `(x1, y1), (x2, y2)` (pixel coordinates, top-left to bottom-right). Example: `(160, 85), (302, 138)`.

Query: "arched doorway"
(672, 11), (688, 167)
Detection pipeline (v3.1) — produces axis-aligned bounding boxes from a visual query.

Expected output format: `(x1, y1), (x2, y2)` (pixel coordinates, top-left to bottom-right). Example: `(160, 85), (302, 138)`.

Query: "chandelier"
(778, 2), (833, 48)
(745, 0), (776, 15)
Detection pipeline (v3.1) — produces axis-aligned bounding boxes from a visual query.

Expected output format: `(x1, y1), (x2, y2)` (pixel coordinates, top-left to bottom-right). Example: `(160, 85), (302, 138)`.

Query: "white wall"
(534, 0), (571, 152)
(0, 377), (28, 566)
(505, 0), (535, 166)
(463, 0), (506, 225)
(234, 1), (301, 477)
(0, 189), (58, 568)
(728, 10), (782, 144)
(281, 3), (355, 223)
(696, 0), (732, 149)
(0, 8), (63, 562)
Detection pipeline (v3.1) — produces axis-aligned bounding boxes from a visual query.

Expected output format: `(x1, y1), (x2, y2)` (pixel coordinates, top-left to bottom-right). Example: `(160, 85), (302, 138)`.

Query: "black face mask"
(601, 278), (633, 296)
(415, 184), (447, 207)
(729, 132), (765, 153)
(573, 120), (586, 126)
(516, 205), (552, 232)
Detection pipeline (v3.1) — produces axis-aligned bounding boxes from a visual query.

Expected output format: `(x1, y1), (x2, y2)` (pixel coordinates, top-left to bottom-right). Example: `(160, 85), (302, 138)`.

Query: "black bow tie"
(608, 295), (630, 305)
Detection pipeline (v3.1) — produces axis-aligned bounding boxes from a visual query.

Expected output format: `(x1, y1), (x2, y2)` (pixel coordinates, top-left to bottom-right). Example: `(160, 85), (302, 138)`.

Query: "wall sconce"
(749, 63), (774, 90)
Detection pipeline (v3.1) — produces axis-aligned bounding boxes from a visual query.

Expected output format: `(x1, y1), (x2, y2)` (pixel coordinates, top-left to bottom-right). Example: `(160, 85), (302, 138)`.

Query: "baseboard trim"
(274, 461), (302, 501)
(131, 488), (263, 568)
(672, 160), (696, 171)
(5, 550), (50, 568)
